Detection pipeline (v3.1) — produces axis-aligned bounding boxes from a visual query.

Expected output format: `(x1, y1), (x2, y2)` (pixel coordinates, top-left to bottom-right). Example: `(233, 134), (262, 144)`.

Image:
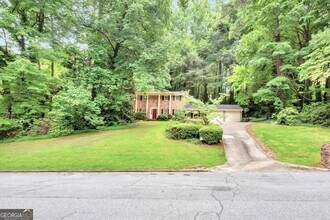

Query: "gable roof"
(216, 105), (243, 110)
(185, 104), (243, 111)
(135, 90), (187, 95)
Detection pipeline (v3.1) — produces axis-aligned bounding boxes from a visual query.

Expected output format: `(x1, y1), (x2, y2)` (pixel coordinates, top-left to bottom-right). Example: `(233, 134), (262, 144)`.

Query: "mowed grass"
(252, 123), (330, 166)
(0, 121), (226, 170)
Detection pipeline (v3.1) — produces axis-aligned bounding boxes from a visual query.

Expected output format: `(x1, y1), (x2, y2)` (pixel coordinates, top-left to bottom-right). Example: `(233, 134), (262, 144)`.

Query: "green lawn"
(251, 123), (330, 166)
(0, 121), (226, 171)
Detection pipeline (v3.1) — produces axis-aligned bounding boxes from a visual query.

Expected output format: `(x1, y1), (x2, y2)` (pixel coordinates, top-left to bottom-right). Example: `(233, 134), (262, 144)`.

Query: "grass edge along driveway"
(251, 123), (330, 166)
(0, 121), (226, 171)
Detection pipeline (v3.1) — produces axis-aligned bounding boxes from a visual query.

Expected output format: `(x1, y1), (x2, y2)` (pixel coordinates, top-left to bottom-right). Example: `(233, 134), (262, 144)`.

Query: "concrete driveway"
(0, 172), (330, 219)
(212, 122), (325, 172)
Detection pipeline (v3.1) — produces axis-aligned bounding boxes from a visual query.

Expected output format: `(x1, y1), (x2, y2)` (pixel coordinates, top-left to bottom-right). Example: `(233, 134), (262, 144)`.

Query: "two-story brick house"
(133, 90), (187, 120)
(133, 90), (243, 121)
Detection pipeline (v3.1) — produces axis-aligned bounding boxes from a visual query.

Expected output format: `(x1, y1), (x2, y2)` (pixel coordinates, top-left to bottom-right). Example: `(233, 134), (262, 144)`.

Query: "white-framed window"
(139, 95), (147, 101)
(161, 109), (169, 114)
(173, 95), (182, 101)
(161, 95), (170, 101)
(172, 109), (177, 115)
(139, 109), (146, 112)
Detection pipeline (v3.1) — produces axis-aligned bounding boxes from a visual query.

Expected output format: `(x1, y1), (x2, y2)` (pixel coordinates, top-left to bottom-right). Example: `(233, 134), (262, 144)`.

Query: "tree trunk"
(315, 82), (322, 102)
(229, 91), (235, 104)
(5, 88), (12, 119)
(51, 61), (55, 77)
(275, 16), (282, 76)
(203, 83), (208, 102)
(190, 86), (195, 97)
(276, 54), (282, 76)
(218, 59), (223, 93)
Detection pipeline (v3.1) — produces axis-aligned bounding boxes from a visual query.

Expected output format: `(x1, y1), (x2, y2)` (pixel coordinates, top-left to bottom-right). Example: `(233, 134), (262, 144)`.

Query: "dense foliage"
(276, 107), (300, 126)
(300, 103), (330, 127)
(1, 0), (329, 139)
(199, 125), (223, 144)
(0, 118), (22, 139)
(0, 0), (173, 137)
(166, 123), (201, 140)
(134, 112), (147, 121)
(156, 113), (171, 121)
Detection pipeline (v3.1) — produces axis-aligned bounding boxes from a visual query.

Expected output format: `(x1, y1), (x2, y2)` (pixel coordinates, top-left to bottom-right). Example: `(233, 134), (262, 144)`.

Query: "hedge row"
(133, 113), (172, 121)
(166, 123), (223, 145)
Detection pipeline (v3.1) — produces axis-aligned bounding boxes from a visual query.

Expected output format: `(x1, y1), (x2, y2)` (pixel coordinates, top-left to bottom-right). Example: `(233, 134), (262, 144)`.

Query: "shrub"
(172, 109), (186, 122)
(199, 125), (223, 144)
(186, 118), (203, 125)
(300, 103), (330, 127)
(276, 107), (300, 125)
(134, 112), (147, 120)
(48, 112), (74, 137)
(29, 118), (51, 135)
(48, 85), (104, 137)
(186, 138), (202, 145)
(166, 123), (201, 139)
(157, 113), (170, 121)
(0, 118), (22, 139)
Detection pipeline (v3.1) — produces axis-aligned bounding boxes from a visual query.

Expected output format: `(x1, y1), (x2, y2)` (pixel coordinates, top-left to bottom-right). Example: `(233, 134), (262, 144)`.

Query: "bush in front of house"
(166, 123), (201, 139)
(134, 112), (147, 120)
(186, 138), (202, 145)
(199, 125), (223, 144)
(157, 113), (170, 121)
(276, 107), (300, 125)
(186, 118), (203, 125)
(0, 118), (22, 139)
(300, 102), (330, 127)
(171, 109), (186, 122)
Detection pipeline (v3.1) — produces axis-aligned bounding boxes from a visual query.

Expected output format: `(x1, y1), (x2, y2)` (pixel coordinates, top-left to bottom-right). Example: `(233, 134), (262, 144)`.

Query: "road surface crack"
(60, 211), (77, 220)
(226, 173), (240, 201)
(131, 175), (146, 186)
(211, 189), (224, 220)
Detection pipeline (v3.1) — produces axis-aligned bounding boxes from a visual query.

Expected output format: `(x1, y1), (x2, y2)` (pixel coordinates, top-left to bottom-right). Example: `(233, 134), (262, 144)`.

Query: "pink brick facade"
(133, 91), (186, 120)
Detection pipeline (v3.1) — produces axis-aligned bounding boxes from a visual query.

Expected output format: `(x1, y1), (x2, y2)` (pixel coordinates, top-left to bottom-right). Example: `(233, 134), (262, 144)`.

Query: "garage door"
(211, 111), (242, 122)
(224, 111), (242, 122)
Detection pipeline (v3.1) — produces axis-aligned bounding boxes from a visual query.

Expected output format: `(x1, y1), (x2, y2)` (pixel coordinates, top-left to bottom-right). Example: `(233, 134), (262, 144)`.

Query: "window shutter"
(162, 96), (164, 101)
(161, 109), (164, 114)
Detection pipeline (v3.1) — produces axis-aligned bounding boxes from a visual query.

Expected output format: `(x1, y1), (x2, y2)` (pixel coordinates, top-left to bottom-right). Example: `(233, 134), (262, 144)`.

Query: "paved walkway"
(211, 122), (326, 172)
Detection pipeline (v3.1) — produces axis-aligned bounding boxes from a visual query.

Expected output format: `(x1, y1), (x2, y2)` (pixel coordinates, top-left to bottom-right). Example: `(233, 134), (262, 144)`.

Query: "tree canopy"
(1, 0), (329, 137)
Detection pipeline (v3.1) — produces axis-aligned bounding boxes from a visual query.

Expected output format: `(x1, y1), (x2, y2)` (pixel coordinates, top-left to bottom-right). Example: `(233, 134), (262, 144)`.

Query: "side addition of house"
(133, 91), (186, 120)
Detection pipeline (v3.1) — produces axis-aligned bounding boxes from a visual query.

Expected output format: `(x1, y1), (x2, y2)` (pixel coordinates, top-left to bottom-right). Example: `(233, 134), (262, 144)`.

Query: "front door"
(152, 109), (157, 120)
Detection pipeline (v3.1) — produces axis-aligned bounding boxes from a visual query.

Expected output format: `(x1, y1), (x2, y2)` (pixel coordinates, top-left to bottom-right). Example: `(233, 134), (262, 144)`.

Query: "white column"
(146, 95), (149, 119)
(169, 94), (172, 115)
(157, 94), (160, 116)
(135, 94), (138, 112)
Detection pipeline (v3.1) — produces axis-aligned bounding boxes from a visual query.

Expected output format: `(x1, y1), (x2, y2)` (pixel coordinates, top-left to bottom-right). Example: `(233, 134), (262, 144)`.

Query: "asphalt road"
(0, 172), (329, 220)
